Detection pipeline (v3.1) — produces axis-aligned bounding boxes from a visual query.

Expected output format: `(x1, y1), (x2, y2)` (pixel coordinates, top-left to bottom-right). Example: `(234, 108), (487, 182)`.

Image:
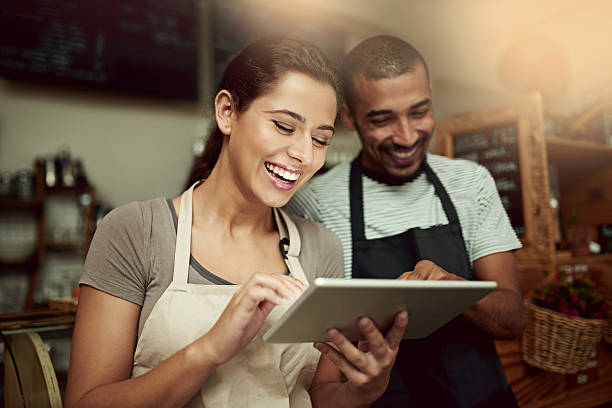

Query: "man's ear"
(214, 90), (234, 136)
(340, 103), (356, 131)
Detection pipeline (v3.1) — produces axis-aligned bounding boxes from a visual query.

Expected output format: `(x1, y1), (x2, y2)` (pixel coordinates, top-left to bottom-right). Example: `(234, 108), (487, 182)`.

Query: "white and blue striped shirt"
(285, 153), (521, 278)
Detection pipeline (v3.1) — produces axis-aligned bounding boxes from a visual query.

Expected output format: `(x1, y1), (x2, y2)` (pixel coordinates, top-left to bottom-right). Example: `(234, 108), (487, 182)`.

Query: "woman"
(65, 37), (407, 408)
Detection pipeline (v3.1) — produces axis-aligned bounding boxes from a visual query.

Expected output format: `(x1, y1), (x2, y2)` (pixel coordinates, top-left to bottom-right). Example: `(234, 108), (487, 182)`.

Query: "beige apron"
(132, 184), (320, 407)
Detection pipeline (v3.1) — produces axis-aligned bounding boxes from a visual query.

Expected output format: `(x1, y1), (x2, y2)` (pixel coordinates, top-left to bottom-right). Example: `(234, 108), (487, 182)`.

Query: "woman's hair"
(187, 36), (341, 185)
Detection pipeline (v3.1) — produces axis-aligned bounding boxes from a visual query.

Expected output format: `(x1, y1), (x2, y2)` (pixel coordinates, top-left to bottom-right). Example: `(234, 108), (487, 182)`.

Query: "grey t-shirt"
(80, 198), (344, 337)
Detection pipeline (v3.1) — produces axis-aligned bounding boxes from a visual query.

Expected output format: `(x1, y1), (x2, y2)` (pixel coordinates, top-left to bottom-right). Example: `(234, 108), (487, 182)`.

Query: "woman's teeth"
(265, 163), (300, 182)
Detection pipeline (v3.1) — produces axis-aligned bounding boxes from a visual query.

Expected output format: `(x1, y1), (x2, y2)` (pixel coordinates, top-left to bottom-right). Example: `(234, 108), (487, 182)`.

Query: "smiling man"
(285, 35), (525, 407)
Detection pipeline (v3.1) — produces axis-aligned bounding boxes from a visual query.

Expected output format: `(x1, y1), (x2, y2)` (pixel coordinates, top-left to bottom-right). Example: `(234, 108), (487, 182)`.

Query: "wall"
(0, 79), (206, 207)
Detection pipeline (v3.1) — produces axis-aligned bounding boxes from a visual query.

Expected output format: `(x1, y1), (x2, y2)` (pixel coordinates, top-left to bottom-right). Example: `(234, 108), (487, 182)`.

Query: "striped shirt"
(285, 153), (521, 278)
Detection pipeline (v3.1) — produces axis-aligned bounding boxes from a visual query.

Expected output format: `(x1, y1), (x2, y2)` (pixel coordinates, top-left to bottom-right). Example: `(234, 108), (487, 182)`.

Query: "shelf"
(0, 197), (43, 209)
(46, 185), (92, 194)
(46, 242), (84, 252)
(546, 137), (612, 192)
(0, 256), (38, 270)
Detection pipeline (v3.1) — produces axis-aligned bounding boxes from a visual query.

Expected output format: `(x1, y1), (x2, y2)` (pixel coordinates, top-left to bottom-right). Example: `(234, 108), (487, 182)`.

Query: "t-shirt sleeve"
(79, 202), (150, 306)
(469, 165), (522, 262)
(294, 216), (344, 282)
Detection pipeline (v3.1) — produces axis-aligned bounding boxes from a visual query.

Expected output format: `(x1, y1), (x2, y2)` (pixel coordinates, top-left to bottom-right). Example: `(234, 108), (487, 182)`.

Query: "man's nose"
(392, 117), (419, 146)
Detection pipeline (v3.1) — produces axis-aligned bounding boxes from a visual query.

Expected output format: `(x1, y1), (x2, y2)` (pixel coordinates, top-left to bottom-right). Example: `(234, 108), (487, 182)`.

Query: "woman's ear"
(215, 90), (235, 136)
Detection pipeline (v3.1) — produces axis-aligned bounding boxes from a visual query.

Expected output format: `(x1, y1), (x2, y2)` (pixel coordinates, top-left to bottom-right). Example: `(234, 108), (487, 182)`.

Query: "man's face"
(342, 64), (434, 178)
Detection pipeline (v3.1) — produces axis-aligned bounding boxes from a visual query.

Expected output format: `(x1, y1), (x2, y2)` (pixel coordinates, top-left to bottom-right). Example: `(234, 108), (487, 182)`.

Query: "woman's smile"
(264, 161), (302, 190)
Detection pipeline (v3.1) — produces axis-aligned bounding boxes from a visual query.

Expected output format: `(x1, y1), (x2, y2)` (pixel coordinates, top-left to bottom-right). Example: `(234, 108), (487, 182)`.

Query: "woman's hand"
(202, 273), (305, 366)
(313, 310), (408, 406)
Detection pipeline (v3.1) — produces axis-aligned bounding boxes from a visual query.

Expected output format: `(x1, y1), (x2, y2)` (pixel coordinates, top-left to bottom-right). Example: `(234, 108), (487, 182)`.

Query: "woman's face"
(224, 71), (337, 207)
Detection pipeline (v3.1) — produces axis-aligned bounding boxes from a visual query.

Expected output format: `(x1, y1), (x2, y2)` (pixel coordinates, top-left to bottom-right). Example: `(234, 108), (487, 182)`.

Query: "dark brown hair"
(341, 35), (429, 109)
(187, 36), (340, 186)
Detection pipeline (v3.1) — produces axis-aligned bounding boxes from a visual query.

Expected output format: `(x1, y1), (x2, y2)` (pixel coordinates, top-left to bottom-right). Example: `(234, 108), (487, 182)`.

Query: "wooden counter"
(497, 339), (612, 407)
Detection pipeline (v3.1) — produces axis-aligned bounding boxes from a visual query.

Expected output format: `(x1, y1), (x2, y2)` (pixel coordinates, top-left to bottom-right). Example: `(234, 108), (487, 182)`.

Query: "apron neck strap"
(274, 208), (308, 284)
(423, 162), (460, 223)
(172, 183), (197, 286)
(172, 193), (308, 286)
(349, 155), (460, 242)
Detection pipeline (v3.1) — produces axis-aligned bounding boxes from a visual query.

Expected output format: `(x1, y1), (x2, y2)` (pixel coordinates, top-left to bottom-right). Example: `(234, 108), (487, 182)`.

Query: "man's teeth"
(390, 147), (418, 159)
(265, 163), (300, 181)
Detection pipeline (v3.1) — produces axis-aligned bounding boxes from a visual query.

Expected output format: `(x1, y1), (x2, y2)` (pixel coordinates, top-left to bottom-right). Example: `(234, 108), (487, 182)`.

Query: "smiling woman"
(64, 36), (408, 408)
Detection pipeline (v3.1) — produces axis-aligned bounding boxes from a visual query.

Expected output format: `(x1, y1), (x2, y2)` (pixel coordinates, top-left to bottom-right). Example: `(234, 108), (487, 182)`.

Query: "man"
(285, 35), (526, 407)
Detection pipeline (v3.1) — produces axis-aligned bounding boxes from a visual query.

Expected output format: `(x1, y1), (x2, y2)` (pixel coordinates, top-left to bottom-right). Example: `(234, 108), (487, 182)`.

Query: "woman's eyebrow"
(318, 125), (335, 133)
(264, 109), (305, 123)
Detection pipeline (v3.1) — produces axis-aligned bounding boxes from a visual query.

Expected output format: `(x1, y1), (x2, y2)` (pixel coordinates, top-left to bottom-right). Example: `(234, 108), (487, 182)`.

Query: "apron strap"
(274, 208), (309, 285)
(349, 157), (366, 241)
(172, 183), (198, 288)
(423, 162), (460, 224)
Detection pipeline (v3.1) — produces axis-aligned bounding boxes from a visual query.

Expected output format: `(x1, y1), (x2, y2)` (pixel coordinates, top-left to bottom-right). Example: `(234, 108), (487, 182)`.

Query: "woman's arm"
(309, 311), (408, 408)
(66, 273), (304, 408)
(64, 285), (220, 408)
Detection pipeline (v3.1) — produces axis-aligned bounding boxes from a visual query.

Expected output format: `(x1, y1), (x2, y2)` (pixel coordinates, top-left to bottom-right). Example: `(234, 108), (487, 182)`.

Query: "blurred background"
(0, 1), (611, 406)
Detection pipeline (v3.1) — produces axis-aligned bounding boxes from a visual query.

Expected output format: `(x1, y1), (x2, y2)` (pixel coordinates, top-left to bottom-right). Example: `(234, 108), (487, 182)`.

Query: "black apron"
(350, 156), (517, 408)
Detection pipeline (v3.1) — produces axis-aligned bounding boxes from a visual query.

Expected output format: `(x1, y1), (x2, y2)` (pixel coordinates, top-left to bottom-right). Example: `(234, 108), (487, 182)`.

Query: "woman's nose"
(287, 134), (313, 165)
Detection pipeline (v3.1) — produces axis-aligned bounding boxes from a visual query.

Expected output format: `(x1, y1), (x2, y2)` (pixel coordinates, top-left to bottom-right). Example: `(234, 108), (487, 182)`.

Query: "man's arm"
(464, 251), (526, 338)
(399, 252), (526, 339)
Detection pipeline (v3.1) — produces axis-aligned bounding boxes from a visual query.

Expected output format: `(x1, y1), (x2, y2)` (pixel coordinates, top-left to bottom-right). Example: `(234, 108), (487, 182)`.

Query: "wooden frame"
(434, 93), (555, 264)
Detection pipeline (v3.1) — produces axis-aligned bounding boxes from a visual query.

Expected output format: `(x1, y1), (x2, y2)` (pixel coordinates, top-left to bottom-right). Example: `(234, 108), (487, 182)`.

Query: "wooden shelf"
(0, 256), (38, 270)
(45, 185), (92, 194)
(46, 242), (84, 252)
(0, 197), (43, 209)
(546, 137), (612, 192)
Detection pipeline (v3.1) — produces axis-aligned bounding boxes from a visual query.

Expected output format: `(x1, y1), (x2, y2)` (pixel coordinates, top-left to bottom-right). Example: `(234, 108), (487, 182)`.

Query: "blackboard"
(211, 0), (345, 91)
(0, 1), (198, 101)
(453, 123), (525, 237)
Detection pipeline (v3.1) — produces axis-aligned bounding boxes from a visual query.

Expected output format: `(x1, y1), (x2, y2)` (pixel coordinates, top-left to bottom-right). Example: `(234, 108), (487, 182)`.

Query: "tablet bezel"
(263, 278), (497, 343)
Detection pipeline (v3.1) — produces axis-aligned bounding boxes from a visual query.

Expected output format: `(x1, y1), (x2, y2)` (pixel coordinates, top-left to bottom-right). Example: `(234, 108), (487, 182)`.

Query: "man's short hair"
(341, 35), (429, 108)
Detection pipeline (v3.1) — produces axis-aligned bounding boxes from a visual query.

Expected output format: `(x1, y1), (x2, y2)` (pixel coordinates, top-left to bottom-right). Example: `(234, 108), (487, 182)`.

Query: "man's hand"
(398, 260), (463, 281)
(312, 310), (408, 407)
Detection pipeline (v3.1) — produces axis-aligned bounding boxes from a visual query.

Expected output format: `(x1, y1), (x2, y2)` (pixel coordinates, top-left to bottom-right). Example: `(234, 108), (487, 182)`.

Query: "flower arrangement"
(533, 270), (610, 319)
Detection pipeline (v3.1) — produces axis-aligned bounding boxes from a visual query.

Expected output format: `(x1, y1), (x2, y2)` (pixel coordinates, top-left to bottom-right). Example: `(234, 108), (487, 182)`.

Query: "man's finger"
(385, 310), (409, 349)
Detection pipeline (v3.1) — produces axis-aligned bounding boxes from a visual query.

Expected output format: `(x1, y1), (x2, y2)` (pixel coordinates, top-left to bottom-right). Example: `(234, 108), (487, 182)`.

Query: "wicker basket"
(522, 301), (605, 374)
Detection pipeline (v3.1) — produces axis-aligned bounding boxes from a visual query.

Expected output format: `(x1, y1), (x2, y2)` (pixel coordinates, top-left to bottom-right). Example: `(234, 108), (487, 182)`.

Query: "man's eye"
(371, 118), (390, 125)
(273, 121), (294, 134)
(412, 110), (429, 118)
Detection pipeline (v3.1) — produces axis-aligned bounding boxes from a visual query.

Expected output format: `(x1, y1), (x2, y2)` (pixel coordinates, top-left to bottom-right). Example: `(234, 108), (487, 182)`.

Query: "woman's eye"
(273, 121), (294, 134)
(312, 137), (330, 147)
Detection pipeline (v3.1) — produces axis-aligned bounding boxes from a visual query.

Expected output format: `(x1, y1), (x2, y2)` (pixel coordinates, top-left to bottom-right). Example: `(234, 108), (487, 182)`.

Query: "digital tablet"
(263, 278), (496, 343)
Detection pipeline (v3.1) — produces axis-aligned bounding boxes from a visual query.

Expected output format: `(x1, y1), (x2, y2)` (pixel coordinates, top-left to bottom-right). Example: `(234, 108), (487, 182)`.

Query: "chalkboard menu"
(211, 0), (345, 91)
(0, 1), (198, 100)
(453, 124), (525, 236)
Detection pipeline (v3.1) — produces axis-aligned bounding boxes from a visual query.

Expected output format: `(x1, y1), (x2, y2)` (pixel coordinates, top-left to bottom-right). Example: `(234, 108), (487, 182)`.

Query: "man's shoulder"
(284, 211), (340, 242)
(310, 162), (351, 187)
(427, 153), (486, 184)
(294, 162), (351, 198)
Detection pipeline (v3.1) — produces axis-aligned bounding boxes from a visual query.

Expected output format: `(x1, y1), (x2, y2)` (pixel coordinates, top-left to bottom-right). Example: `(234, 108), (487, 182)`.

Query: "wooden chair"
(3, 331), (63, 408)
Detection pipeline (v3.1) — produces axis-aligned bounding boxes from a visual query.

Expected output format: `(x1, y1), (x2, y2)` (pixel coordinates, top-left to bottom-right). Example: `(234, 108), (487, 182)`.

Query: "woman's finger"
(246, 273), (305, 301)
